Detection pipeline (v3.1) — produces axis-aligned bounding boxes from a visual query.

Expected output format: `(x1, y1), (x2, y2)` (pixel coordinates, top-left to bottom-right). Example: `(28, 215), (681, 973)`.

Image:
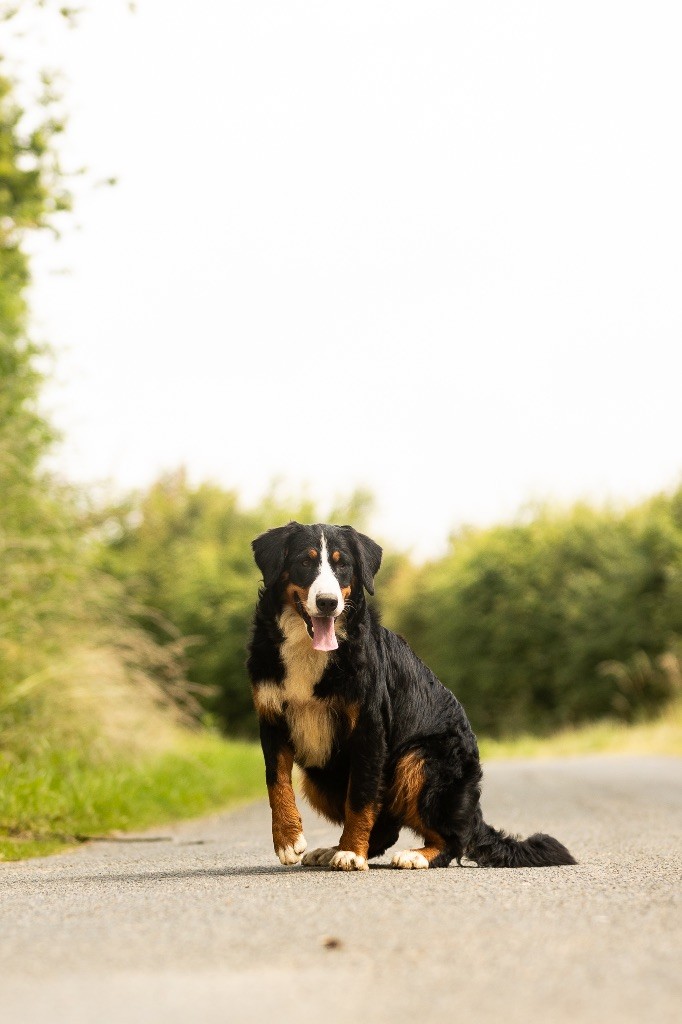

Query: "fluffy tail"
(464, 809), (576, 867)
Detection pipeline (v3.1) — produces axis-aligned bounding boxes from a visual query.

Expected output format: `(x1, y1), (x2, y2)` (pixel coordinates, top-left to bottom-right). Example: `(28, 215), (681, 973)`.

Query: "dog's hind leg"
(386, 749), (450, 868)
(387, 740), (482, 869)
(391, 830), (453, 869)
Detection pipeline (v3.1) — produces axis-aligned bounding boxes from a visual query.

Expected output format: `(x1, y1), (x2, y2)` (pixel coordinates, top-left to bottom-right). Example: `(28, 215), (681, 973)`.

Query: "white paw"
(330, 850), (368, 871)
(391, 849), (430, 870)
(276, 834), (307, 865)
(302, 846), (339, 867)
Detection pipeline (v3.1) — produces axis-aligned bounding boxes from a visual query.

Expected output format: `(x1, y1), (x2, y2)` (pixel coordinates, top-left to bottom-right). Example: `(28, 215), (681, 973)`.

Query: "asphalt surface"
(2, 756), (680, 1024)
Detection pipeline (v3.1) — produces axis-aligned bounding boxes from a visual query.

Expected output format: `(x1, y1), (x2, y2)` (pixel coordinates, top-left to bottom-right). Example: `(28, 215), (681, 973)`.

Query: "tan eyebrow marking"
(332, 550), (341, 563)
(308, 548), (318, 559)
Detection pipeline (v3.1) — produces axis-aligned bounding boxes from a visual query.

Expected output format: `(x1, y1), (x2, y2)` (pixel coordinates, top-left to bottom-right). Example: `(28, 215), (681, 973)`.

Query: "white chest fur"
(256, 608), (338, 768)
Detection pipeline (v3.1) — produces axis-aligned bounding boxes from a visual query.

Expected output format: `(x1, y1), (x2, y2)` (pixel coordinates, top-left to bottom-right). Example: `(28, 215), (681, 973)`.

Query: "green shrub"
(388, 496), (682, 735)
(94, 475), (374, 735)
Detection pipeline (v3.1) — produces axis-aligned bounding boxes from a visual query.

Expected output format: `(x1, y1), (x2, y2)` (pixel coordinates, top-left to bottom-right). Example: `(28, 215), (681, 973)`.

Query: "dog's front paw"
(301, 845), (339, 867)
(276, 833), (307, 865)
(330, 850), (368, 871)
(391, 849), (429, 869)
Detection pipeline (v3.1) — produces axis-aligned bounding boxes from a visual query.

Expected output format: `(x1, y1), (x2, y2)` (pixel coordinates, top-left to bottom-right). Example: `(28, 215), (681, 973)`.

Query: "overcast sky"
(22, 1), (682, 556)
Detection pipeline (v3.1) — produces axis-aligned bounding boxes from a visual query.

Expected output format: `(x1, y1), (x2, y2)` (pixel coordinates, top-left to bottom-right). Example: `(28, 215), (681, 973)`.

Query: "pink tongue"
(312, 616), (338, 651)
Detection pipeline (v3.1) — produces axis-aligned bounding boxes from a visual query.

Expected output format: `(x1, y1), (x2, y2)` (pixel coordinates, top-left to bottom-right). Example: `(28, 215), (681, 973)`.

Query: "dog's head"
(252, 522), (382, 651)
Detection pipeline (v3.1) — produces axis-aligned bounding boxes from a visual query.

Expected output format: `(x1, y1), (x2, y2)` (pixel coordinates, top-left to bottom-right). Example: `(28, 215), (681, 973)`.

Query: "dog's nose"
(316, 593), (338, 615)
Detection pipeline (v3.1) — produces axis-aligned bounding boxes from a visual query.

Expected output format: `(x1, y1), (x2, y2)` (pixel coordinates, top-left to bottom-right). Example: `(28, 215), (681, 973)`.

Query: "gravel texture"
(2, 756), (680, 1023)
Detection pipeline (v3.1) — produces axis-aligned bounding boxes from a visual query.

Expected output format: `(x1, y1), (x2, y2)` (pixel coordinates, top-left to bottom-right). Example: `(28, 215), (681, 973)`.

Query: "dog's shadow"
(36, 860), (476, 886)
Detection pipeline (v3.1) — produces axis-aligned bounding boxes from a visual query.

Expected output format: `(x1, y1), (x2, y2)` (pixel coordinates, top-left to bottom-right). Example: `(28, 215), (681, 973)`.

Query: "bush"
(94, 474), (374, 735)
(0, 49), (199, 760)
(387, 495), (682, 735)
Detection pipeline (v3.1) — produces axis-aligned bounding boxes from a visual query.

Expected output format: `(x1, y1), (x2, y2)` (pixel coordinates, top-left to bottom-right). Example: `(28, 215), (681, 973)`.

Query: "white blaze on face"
(305, 531), (344, 618)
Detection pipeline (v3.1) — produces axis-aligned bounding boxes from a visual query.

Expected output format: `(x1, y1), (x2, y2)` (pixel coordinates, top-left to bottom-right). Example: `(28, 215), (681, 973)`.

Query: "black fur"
(247, 522), (576, 869)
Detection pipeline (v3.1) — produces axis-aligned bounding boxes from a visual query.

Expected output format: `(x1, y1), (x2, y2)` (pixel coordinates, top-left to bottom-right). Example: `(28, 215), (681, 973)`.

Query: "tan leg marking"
(305, 797), (378, 871)
(339, 802), (378, 858)
(268, 746), (306, 864)
(389, 754), (449, 868)
(388, 750), (426, 832)
(326, 801), (377, 870)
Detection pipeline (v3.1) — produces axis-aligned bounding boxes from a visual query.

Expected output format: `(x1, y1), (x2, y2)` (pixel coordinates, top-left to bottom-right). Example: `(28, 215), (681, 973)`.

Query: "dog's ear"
(252, 522), (300, 588)
(341, 526), (383, 596)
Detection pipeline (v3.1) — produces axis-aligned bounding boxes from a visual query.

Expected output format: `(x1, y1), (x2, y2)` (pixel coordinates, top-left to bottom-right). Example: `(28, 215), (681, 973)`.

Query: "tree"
(1, 3), (195, 739)
(95, 473), (377, 735)
(0, 15), (75, 702)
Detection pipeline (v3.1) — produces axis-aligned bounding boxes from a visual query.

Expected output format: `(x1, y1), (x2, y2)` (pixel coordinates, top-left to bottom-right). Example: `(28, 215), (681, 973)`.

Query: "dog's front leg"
(259, 718), (306, 865)
(307, 709), (385, 872)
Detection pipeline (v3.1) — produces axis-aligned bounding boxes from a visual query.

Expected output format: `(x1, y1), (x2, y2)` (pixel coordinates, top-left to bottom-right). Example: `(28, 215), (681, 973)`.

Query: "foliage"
(0, 6), (198, 757)
(387, 495), (682, 736)
(94, 472), (375, 735)
(95, 466), (682, 741)
(0, 731), (264, 861)
(0, 45), (73, 713)
(477, 693), (682, 761)
(4, 0), (681, 798)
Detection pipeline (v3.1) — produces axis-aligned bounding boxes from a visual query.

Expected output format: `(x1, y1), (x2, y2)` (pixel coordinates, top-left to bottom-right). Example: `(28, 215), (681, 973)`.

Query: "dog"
(247, 522), (576, 871)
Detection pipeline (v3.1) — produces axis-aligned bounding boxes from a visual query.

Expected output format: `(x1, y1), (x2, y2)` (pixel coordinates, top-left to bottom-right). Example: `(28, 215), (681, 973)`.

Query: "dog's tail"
(463, 808), (576, 867)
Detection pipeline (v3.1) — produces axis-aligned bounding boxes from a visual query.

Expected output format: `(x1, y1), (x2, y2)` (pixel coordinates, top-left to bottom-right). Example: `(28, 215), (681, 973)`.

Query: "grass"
(2, 683), (680, 863)
(0, 732), (264, 862)
(479, 699), (682, 760)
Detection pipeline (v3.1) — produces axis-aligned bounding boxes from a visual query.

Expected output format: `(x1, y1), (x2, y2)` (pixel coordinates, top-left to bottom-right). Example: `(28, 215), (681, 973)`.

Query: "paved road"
(2, 757), (680, 1024)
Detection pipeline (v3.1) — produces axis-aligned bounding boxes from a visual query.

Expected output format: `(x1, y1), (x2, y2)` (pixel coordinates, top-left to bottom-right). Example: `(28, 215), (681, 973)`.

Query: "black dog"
(247, 522), (576, 871)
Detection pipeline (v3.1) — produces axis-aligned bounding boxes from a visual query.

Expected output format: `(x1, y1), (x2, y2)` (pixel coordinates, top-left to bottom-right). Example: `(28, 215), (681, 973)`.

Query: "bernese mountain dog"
(247, 522), (576, 871)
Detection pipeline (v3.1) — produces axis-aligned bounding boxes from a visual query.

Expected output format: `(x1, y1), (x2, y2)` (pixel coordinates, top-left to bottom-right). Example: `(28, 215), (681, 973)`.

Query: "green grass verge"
(479, 699), (682, 760)
(0, 733), (264, 862)
(3, 702), (680, 863)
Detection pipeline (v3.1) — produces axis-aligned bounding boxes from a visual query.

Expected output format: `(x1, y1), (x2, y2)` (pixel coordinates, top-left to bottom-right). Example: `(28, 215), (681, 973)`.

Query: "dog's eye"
(301, 557), (312, 567)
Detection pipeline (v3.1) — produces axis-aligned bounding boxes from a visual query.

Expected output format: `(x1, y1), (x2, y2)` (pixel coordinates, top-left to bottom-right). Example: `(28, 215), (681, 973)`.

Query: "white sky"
(21, 1), (682, 557)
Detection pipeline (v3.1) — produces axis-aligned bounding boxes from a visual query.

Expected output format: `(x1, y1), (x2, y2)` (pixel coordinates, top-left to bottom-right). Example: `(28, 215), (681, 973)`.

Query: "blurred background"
(1, 1), (681, 857)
